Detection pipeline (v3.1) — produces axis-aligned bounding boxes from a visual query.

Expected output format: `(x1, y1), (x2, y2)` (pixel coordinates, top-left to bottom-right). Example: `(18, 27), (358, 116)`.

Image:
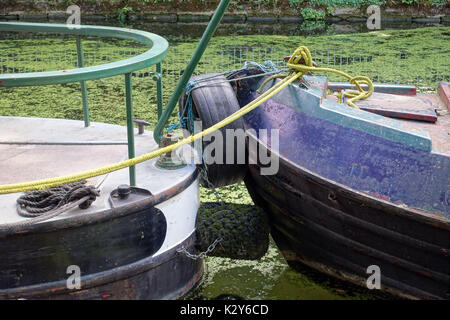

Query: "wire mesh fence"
(0, 31), (448, 127)
(0, 32), (148, 74)
(1, 32), (448, 92)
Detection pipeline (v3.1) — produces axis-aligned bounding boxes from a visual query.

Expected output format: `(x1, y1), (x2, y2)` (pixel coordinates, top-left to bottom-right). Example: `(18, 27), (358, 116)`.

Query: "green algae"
(1, 27), (448, 127)
(200, 238), (362, 300)
(0, 26), (448, 299)
(1, 27), (448, 128)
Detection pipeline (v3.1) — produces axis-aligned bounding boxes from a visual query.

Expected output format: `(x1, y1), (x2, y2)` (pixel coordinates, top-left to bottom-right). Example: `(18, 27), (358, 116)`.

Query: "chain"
(177, 237), (223, 260)
(176, 165), (228, 260)
(199, 164), (225, 205)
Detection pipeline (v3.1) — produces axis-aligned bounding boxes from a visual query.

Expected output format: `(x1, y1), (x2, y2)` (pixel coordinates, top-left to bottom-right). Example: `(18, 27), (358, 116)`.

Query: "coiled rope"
(0, 45), (373, 195)
(17, 181), (99, 217)
(1, 181), (99, 232)
(286, 46), (373, 109)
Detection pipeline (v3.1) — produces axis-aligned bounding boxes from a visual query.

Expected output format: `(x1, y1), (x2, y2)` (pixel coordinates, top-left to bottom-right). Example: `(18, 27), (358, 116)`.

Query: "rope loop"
(287, 46), (313, 67)
(285, 45), (373, 109)
(0, 45), (374, 195)
(16, 181), (99, 217)
(344, 75), (374, 108)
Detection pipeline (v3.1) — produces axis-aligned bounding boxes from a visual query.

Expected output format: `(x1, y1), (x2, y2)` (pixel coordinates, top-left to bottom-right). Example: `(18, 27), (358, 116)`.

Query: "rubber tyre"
(179, 73), (247, 188)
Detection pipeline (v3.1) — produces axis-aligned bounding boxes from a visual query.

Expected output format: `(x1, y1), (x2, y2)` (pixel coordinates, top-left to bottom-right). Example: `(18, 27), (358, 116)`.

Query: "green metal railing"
(0, 0), (232, 185)
(0, 22), (169, 186)
(153, 0), (231, 144)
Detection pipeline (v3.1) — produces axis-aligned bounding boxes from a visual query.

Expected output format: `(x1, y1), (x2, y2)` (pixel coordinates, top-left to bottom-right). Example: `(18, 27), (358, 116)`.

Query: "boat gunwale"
(246, 130), (449, 228)
(0, 230), (200, 299)
(0, 169), (199, 238)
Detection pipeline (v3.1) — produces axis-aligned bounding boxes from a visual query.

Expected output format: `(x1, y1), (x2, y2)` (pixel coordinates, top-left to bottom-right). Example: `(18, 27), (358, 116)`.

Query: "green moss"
(0, 27), (448, 299)
(301, 8), (326, 20)
(0, 27), (447, 141)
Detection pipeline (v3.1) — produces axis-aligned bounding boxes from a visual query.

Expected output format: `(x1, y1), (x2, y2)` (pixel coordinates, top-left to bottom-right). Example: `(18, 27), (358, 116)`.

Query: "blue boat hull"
(233, 71), (450, 299)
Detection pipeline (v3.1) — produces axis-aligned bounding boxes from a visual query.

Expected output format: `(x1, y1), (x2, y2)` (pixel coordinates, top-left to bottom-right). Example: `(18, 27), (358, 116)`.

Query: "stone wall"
(1, 1), (449, 23)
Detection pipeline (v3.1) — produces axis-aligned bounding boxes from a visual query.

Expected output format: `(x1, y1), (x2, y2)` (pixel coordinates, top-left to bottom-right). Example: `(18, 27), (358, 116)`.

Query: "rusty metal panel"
(328, 82), (417, 96)
(354, 92), (438, 123)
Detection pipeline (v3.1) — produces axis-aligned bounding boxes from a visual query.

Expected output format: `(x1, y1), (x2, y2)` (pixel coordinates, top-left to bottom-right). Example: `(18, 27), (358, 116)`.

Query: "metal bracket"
(109, 185), (152, 208)
(133, 119), (150, 134)
(152, 72), (162, 81)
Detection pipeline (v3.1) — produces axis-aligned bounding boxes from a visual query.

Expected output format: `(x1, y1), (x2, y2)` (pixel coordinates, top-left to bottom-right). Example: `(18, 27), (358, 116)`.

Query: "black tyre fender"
(179, 73), (247, 188)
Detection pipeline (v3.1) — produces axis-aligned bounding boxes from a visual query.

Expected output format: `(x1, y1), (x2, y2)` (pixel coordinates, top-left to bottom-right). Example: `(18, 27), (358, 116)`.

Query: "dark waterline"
(127, 20), (450, 38)
(6, 16), (450, 39)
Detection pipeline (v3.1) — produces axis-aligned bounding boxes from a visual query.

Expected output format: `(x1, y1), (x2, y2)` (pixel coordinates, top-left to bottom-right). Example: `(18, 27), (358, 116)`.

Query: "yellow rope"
(0, 70), (301, 194)
(285, 46), (373, 109)
(0, 46), (373, 194)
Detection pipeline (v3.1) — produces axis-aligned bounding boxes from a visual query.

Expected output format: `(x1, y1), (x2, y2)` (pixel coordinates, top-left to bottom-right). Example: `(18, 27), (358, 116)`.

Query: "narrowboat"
(0, 116), (203, 300)
(0, 21), (205, 300)
(184, 66), (449, 299)
(0, 0), (252, 299)
(233, 69), (449, 299)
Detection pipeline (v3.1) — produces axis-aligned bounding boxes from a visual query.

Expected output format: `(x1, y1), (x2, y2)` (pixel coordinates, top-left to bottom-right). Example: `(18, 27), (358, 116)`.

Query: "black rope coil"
(17, 181), (100, 217)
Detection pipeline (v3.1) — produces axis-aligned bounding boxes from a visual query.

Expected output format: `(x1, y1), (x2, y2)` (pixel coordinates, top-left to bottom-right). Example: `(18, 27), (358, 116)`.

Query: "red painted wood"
(354, 92), (438, 123)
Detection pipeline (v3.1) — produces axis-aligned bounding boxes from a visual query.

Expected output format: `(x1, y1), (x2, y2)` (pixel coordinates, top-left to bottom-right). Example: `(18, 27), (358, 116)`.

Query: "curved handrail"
(0, 22), (169, 186)
(0, 22), (169, 87)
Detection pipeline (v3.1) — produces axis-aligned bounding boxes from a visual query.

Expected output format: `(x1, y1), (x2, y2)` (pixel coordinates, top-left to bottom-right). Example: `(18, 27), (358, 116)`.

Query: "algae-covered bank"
(1, 26), (448, 127)
(0, 26), (449, 299)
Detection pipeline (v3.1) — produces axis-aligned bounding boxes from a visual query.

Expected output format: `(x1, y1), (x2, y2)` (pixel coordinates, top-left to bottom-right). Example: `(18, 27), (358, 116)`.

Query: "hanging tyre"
(179, 73), (248, 188)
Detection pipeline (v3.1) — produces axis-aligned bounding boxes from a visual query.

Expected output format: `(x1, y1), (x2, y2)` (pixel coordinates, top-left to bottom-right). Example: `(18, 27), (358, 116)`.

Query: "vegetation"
(2, 0), (447, 24)
(2, 0), (447, 15)
(300, 7), (326, 20)
(0, 26), (448, 299)
(0, 27), (448, 126)
(28, 0), (445, 5)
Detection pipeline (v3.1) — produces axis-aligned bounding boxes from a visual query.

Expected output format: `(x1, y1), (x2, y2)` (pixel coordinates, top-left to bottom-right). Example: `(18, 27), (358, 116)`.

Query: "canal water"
(128, 20), (446, 300)
(1, 17), (448, 300)
(195, 182), (384, 300)
(123, 20), (444, 301)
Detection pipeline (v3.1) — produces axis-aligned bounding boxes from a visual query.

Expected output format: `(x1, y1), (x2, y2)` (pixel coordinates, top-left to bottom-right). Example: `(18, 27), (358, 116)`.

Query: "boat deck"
(354, 92), (450, 156)
(0, 117), (132, 187)
(0, 117), (196, 227)
(318, 77), (450, 156)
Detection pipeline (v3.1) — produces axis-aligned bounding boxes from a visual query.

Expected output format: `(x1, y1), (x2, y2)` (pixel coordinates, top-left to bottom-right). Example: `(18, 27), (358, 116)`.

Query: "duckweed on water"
(1, 27), (448, 127)
(0, 27), (448, 299)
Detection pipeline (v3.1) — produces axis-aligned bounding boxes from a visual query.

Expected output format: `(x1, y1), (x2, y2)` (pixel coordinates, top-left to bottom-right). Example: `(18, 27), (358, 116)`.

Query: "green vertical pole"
(153, 0), (231, 144)
(156, 62), (163, 120)
(125, 73), (136, 186)
(76, 36), (90, 127)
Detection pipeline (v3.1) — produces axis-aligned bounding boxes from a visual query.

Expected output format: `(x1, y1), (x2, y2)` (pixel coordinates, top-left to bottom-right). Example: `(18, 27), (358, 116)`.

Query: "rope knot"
(70, 185), (100, 210)
(185, 80), (196, 92)
(17, 181), (100, 217)
(287, 46), (313, 67)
